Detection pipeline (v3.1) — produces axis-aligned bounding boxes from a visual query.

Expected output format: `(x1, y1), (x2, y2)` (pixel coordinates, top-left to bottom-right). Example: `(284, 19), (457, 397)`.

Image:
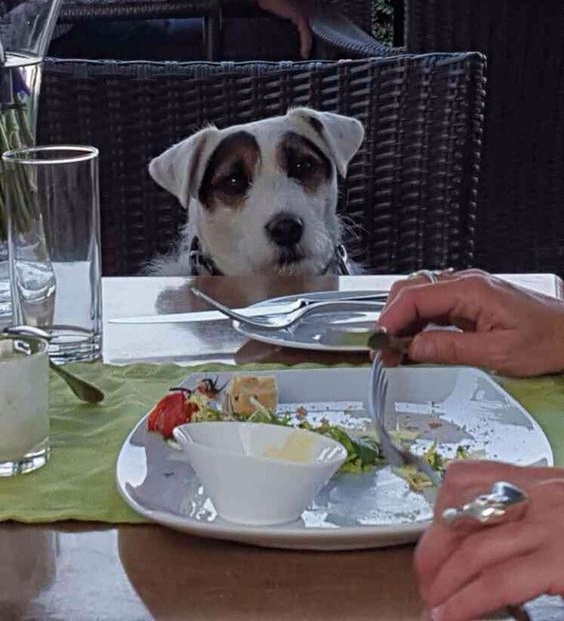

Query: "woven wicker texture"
(39, 54), (485, 276)
(406, 0), (564, 275)
(58, 0), (371, 30)
(311, 7), (399, 59)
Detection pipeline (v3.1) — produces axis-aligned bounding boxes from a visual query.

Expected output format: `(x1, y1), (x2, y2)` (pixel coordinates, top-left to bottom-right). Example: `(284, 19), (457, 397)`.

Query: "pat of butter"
(262, 431), (315, 463)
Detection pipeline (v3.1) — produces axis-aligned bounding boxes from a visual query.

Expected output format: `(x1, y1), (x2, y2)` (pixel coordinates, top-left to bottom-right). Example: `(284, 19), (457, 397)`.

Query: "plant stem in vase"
(0, 55), (42, 320)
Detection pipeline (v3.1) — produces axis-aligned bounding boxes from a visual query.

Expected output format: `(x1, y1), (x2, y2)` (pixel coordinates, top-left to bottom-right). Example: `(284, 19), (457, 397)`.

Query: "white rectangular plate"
(116, 366), (552, 551)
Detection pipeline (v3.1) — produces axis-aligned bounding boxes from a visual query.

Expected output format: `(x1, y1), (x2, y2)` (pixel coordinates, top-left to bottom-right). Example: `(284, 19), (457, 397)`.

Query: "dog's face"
(149, 108), (364, 275)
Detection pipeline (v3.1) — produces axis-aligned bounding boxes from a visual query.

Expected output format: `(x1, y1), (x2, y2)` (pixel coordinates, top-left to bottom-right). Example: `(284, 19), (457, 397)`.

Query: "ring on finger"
(408, 269), (441, 284)
(442, 481), (529, 531)
(408, 268), (456, 284)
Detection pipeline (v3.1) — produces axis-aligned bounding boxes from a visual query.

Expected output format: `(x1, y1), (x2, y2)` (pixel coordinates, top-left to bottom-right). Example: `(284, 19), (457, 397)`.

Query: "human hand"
(257, 0), (313, 58)
(377, 270), (564, 376)
(414, 460), (564, 621)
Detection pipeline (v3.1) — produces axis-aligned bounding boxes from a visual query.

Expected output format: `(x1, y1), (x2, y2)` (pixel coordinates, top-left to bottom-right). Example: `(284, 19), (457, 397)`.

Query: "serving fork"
(368, 353), (442, 486)
(190, 286), (386, 331)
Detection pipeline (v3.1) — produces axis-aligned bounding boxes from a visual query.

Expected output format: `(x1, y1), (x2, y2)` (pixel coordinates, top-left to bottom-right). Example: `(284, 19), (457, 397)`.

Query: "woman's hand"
(377, 270), (564, 376)
(415, 460), (564, 621)
(257, 0), (314, 58)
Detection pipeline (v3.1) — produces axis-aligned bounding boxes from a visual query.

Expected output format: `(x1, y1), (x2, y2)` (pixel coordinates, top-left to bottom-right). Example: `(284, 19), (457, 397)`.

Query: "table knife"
(108, 292), (388, 325)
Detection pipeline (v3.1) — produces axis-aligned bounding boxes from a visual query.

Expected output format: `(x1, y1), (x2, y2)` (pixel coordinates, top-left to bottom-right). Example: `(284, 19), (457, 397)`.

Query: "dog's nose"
(265, 214), (304, 247)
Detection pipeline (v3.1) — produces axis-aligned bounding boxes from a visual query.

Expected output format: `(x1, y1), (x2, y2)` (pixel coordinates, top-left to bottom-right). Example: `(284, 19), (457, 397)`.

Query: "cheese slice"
(262, 431), (316, 463)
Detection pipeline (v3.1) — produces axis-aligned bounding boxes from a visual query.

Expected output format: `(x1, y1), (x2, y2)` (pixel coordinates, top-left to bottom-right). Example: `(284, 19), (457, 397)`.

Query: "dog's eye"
(215, 166), (250, 195)
(288, 156), (315, 180)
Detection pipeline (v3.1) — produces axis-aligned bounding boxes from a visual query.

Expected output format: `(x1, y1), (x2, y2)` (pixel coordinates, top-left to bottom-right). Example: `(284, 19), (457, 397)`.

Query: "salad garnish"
(146, 375), (469, 488)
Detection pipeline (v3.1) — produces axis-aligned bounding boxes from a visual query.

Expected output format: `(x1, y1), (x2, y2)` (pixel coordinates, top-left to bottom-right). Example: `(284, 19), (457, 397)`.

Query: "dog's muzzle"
(265, 214), (304, 248)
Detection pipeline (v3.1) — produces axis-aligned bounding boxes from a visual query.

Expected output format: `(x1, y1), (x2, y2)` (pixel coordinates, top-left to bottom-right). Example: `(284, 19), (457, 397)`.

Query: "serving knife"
(108, 291), (388, 325)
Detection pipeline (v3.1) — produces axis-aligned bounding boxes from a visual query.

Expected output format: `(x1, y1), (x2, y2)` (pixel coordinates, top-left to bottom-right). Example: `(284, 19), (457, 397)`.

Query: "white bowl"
(172, 422), (347, 526)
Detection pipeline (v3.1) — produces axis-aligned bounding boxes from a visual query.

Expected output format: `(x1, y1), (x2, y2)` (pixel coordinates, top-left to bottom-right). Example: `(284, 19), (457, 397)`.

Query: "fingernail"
(431, 606), (445, 621)
(411, 338), (436, 361)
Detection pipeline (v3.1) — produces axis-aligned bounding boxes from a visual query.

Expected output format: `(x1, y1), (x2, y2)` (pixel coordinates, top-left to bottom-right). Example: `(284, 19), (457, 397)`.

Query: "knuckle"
(462, 273), (492, 292)
(457, 268), (490, 279)
(394, 284), (417, 306)
(388, 280), (409, 299)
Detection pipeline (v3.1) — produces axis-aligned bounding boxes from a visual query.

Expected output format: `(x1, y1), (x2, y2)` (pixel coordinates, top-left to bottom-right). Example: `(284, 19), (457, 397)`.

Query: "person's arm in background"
(377, 270), (564, 377)
(257, 0), (314, 58)
(415, 460), (564, 621)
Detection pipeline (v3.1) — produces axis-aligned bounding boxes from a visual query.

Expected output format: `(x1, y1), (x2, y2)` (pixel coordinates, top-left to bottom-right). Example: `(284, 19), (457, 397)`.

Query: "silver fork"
(190, 286), (386, 331)
(369, 354), (442, 486)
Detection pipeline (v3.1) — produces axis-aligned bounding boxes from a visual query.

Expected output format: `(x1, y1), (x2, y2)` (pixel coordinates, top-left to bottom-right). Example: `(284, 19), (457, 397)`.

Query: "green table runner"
(1, 363), (563, 524)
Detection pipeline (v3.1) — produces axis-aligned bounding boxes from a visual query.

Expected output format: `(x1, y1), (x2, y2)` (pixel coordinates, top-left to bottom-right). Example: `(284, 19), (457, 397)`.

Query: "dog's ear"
(148, 127), (218, 208)
(287, 108), (364, 177)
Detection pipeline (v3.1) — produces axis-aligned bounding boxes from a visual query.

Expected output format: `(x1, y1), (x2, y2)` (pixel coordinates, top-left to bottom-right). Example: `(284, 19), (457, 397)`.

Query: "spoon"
(2, 325), (105, 404)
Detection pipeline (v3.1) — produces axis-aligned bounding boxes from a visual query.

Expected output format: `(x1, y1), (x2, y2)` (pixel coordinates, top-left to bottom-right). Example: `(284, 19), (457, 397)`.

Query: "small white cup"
(0, 335), (49, 476)
(173, 422), (347, 526)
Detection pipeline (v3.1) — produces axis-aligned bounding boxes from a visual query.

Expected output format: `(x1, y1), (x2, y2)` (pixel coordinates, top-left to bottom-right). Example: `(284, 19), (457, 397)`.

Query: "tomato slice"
(147, 392), (196, 438)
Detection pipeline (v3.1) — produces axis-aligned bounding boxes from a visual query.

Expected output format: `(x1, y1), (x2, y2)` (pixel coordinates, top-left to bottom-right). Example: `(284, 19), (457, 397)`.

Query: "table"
(102, 273), (564, 365)
(2, 273), (563, 620)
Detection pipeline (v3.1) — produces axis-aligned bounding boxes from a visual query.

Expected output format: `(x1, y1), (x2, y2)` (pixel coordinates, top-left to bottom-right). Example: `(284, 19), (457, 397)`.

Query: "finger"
(429, 552), (556, 621)
(387, 269), (464, 305)
(377, 278), (489, 336)
(386, 276), (428, 306)
(295, 17), (312, 58)
(414, 523), (463, 600)
(408, 328), (507, 368)
(424, 520), (542, 607)
(435, 461), (560, 516)
(417, 463), (562, 596)
(416, 461), (544, 593)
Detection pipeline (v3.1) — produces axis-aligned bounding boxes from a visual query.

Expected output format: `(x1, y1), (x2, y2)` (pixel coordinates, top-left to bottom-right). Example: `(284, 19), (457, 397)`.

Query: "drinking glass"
(3, 146), (102, 363)
(0, 334), (49, 476)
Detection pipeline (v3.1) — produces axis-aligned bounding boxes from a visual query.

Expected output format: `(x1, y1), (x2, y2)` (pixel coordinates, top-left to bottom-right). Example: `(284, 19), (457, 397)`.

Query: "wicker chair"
(55, 0), (381, 61)
(312, 0), (564, 276)
(39, 53), (485, 276)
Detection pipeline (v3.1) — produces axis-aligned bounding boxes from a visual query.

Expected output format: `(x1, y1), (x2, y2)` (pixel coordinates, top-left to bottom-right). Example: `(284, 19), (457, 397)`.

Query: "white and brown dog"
(147, 107), (364, 276)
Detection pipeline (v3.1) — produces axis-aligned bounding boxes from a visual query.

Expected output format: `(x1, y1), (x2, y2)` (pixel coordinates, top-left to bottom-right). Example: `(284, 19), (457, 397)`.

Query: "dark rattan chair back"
(40, 54), (485, 276)
(407, 0), (564, 274)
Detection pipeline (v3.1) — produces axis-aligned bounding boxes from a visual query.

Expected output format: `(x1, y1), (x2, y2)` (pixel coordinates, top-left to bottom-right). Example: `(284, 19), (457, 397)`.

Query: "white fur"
(146, 108), (364, 276)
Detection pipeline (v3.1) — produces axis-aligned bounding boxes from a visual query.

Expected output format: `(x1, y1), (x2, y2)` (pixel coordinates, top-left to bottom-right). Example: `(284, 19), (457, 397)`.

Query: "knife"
(108, 292), (388, 325)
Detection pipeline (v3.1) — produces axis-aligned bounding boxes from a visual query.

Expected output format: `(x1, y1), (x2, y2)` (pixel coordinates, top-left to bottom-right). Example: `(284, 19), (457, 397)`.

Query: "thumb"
(409, 330), (491, 367)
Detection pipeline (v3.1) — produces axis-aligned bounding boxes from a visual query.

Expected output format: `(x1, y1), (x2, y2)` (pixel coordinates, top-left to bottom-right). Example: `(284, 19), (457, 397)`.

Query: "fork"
(190, 286), (386, 331)
(369, 354), (442, 486)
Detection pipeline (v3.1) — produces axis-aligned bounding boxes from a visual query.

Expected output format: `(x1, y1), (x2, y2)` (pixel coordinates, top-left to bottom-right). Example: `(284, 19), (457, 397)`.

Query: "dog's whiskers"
(338, 214), (364, 242)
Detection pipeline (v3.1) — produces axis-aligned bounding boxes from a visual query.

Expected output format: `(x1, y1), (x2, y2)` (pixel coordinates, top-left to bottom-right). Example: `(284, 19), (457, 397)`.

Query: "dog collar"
(188, 236), (352, 276)
(188, 236), (223, 276)
(334, 243), (352, 275)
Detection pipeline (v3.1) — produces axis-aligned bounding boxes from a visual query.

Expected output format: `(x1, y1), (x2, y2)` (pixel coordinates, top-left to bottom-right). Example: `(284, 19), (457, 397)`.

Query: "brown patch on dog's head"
(277, 131), (332, 193)
(198, 131), (259, 210)
(306, 114), (325, 138)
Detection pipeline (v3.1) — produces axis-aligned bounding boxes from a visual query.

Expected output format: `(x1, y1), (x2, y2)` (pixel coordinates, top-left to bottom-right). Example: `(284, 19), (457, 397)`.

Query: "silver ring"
(408, 269), (441, 284)
(442, 481), (529, 530)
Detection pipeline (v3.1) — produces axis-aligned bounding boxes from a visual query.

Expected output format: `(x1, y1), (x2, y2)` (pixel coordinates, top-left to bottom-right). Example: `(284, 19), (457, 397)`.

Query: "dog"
(147, 107), (364, 276)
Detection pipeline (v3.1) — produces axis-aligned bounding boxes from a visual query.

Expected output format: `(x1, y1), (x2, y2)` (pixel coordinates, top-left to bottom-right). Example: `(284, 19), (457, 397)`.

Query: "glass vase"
(0, 0), (63, 321)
